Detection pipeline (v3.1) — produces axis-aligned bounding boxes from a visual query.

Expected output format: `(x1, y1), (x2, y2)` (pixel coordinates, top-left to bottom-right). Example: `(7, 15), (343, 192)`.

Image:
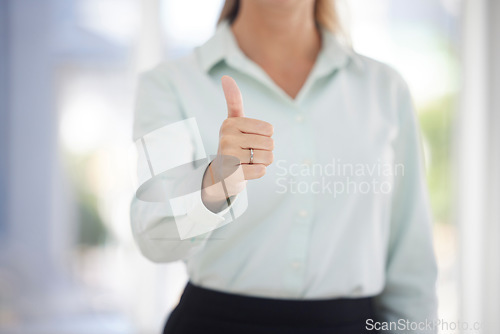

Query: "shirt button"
(298, 209), (308, 217)
(291, 261), (302, 270)
(295, 115), (304, 123)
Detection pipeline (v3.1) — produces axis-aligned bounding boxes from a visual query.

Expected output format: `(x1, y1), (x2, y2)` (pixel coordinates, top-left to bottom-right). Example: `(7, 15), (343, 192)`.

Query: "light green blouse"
(131, 20), (438, 330)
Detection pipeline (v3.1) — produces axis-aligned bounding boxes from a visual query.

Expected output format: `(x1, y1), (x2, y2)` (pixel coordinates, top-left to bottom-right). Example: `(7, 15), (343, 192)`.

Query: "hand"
(201, 75), (274, 211)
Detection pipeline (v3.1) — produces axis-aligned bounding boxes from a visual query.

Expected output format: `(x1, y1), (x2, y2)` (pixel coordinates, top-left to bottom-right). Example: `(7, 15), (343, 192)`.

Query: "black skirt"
(163, 281), (378, 334)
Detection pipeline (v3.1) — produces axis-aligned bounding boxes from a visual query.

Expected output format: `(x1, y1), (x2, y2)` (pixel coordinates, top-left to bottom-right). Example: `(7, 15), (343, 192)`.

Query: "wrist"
(201, 163), (229, 212)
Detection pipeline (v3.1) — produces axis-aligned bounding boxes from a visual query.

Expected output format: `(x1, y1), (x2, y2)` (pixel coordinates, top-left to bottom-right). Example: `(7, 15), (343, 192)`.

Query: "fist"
(218, 75), (274, 179)
(201, 76), (275, 211)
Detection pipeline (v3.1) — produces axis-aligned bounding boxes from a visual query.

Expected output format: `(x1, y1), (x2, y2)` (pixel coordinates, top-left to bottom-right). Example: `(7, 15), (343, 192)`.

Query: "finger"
(241, 164), (266, 180)
(225, 117), (273, 137)
(242, 149), (273, 166)
(238, 133), (274, 151)
(221, 75), (244, 118)
(227, 148), (273, 166)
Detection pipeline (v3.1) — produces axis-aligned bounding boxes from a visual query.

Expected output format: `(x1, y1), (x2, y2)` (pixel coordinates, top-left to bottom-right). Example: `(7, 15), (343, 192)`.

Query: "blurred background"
(1, 0), (499, 333)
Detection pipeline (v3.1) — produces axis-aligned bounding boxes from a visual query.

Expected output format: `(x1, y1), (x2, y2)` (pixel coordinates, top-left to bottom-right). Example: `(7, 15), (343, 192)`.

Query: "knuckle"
(268, 138), (274, 150)
(228, 101), (239, 111)
(265, 123), (274, 135)
(257, 121), (272, 135)
(257, 165), (266, 177)
(222, 118), (236, 131)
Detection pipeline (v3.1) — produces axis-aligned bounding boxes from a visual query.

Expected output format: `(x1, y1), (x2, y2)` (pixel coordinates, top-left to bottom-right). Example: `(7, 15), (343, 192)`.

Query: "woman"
(131, 0), (438, 333)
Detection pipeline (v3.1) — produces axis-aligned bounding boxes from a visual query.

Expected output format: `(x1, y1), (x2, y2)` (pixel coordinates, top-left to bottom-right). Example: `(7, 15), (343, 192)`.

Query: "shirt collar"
(196, 20), (363, 75)
(196, 21), (230, 72)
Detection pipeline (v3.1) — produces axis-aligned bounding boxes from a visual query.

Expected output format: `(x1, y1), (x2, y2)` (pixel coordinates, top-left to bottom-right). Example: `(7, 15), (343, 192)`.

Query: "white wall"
(458, 0), (500, 332)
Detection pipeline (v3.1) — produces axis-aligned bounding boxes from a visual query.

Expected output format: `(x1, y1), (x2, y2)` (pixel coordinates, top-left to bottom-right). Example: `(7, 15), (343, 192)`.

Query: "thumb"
(221, 75), (245, 118)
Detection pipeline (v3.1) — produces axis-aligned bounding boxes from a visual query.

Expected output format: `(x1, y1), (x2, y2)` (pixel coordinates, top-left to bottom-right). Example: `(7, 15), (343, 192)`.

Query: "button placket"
(282, 107), (316, 297)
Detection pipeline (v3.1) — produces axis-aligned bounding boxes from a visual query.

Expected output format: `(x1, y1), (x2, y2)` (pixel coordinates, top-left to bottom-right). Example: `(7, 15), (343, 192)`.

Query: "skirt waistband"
(176, 281), (376, 327)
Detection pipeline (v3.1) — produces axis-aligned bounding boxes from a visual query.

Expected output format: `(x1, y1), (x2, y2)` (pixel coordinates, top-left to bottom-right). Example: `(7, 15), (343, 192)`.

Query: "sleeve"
(130, 65), (245, 263)
(373, 75), (439, 333)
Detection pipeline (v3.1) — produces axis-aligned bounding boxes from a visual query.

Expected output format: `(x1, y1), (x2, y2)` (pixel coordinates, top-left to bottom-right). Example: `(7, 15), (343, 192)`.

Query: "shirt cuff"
(172, 162), (236, 240)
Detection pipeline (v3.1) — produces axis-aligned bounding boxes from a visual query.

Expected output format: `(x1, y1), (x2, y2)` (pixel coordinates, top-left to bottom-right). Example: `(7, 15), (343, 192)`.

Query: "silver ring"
(249, 148), (254, 164)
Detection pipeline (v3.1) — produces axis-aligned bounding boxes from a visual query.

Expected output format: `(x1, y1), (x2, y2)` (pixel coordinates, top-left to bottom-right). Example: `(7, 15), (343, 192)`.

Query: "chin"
(254, 0), (314, 9)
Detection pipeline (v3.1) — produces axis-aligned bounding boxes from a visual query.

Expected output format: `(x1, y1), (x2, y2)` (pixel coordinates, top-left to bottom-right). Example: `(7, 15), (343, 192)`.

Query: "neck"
(231, 0), (321, 64)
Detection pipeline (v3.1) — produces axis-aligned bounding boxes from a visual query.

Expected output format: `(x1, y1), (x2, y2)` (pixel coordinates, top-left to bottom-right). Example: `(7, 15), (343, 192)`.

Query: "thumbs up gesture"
(201, 76), (274, 211)
(220, 75), (274, 176)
